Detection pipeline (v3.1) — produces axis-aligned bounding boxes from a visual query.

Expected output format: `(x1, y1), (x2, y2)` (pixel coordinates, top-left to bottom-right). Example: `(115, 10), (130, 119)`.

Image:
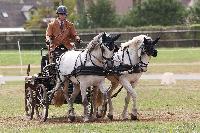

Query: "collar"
(56, 18), (65, 25)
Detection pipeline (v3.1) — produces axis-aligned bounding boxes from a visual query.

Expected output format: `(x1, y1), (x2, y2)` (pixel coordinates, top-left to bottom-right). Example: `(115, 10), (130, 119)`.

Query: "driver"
(46, 5), (80, 62)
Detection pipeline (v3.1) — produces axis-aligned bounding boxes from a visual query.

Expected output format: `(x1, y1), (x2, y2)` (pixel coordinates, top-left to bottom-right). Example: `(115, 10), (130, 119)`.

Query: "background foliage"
(122, 0), (187, 26)
(86, 0), (117, 28)
(187, 1), (200, 24)
(25, 0), (200, 29)
(25, 0), (76, 29)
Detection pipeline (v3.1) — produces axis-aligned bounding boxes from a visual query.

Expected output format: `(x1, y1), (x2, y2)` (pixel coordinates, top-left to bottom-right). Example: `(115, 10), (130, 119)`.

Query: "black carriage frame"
(24, 45), (92, 122)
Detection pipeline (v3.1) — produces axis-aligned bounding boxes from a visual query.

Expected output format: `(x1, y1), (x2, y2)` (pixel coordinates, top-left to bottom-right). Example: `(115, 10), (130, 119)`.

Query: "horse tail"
(95, 90), (103, 108)
(52, 89), (65, 107)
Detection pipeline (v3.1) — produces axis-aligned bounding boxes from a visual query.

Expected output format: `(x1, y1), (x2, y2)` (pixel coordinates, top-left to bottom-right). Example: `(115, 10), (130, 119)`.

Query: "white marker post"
(17, 40), (23, 74)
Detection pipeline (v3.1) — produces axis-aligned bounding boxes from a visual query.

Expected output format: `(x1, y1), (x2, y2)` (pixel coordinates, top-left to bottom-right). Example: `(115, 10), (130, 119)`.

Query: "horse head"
(138, 36), (159, 58)
(143, 36), (159, 57)
(100, 32), (120, 59)
(88, 32), (120, 60)
(137, 35), (160, 72)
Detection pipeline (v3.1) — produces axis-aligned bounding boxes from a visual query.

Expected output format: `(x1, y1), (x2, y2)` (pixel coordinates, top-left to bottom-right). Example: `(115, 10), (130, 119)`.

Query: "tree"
(188, 1), (200, 24)
(25, 0), (77, 29)
(124, 0), (187, 26)
(87, 0), (117, 28)
(25, 7), (54, 29)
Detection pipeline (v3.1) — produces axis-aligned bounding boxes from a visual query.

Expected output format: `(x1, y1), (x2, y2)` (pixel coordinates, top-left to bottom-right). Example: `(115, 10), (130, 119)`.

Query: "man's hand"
(46, 37), (52, 45)
(75, 36), (81, 43)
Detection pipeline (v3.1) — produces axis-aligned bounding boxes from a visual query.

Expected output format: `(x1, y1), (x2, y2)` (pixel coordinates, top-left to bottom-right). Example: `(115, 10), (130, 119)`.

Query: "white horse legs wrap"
(120, 78), (137, 120)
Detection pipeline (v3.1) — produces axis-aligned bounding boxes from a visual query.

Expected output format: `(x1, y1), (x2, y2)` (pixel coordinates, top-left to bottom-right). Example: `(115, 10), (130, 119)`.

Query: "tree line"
(25, 0), (200, 29)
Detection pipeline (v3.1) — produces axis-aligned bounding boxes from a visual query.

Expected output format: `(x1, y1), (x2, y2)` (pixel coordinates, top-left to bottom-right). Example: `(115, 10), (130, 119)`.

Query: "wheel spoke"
(25, 87), (34, 120)
(35, 84), (48, 122)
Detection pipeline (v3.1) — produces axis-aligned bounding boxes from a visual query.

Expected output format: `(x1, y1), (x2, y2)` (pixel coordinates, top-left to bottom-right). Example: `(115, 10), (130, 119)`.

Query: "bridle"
(118, 42), (152, 73)
(137, 44), (148, 72)
(88, 40), (114, 67)
(74, 38), (115, 68)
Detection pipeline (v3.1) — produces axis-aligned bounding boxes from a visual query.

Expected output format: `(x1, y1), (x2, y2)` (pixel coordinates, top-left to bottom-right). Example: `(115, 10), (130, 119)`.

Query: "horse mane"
(86, 33), (102, 51)
(121, 34), (150, 50)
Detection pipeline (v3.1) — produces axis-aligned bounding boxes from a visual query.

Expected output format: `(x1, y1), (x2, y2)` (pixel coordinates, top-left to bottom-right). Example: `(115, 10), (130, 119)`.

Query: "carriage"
(24, 45), (92, 122)
(24, 33), (159, 122)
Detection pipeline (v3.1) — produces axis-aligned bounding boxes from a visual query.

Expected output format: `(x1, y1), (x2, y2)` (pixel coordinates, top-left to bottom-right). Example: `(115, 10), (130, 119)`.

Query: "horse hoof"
(107, 114), (113, 120)
(131, 114), (138, 120)
(68, 115), (75, 122)
(83, 117), (90, 122)
(96, 114), (102, 118)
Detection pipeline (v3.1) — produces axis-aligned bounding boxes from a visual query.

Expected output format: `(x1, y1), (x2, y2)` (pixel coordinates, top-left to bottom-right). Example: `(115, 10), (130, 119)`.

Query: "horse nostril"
(152, 50), (157, 57)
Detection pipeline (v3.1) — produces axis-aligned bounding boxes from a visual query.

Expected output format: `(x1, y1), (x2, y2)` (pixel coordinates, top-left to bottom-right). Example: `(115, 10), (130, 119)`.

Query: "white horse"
(96, 35), (159, 120)
(53, 32), (120, 122)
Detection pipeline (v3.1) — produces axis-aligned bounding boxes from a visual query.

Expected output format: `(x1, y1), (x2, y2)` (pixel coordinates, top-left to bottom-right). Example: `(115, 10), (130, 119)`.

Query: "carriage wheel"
(25, 87), (34, 120)
(35, 84), (49, 122)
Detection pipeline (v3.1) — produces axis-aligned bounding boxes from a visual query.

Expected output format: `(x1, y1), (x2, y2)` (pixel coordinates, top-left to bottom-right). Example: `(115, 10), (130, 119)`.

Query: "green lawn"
(1, 48), (200, 132)
(1, 48), (200, 75)
(151, 48), (200, 63)
(1, 80), (200, 132)
(0, 48), (200, 66)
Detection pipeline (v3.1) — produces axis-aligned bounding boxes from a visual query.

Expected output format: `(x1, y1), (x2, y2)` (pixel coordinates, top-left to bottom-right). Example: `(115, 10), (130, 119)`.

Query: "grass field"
(0, 48), (200, 132)
(1, 80), (200, 132)
(1, 48), (200, 75)
(0, 48), (200, 66)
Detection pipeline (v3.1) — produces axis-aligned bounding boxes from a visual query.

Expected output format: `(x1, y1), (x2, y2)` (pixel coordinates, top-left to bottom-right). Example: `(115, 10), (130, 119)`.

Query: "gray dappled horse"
(53, 32), (120, 122)
(96, 35), (159, 120)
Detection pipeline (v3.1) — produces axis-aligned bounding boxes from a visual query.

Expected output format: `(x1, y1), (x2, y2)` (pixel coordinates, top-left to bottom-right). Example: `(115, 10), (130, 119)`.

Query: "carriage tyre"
(25, 87), (34, 120)
(35, 84), (49, 122)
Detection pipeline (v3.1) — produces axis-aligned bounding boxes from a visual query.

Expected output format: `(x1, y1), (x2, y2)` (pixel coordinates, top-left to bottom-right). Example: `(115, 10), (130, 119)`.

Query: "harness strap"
(111, 86), (123, 98)
(89, 52), (104, 67)
(126, 49), (133, 66)
(121, 48), (125, 65)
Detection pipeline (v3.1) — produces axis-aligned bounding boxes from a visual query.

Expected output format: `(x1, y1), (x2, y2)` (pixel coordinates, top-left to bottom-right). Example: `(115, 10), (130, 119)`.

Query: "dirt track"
(1, 110), (200, 128)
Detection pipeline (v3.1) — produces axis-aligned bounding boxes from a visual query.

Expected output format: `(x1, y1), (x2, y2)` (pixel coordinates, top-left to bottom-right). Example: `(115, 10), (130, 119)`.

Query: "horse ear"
(153, 36), (160, 45)
(102, 32), (107, 42)
(144, 37), (148, 44)
(112, 34), (121, 41)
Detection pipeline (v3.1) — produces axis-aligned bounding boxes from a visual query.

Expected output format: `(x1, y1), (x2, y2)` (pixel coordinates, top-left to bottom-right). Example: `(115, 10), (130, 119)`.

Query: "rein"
(89, 52), (105, 67)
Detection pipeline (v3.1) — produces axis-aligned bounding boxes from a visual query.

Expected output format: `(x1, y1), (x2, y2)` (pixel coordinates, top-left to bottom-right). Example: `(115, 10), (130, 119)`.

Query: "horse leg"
(67, 84), (80, 122)
(130, 83), (138, 120)
(121, 91), (131, 120)
(62, 79), (69, 103)
(80, 84), (90, 122)
(93, 87), (104, 118)
(120, 78), (137, 120)
(107, 81), (119, 120)
(91, 86), (97, 120)
(97, 80), (108, 118)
